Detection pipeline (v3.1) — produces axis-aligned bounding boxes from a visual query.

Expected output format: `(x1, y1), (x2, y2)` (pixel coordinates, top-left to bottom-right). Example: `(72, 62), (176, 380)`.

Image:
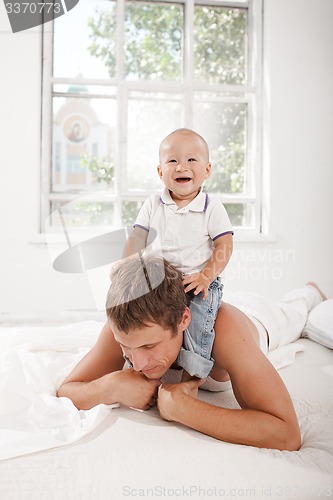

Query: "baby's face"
(157, 131), (211, 204)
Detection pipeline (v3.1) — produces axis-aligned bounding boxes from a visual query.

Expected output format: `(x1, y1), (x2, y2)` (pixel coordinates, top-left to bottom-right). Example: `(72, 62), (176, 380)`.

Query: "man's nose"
(131, 350), (149, 372)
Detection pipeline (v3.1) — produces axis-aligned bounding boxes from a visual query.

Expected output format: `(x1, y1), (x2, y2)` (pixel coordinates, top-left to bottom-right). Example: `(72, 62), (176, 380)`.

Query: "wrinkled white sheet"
(0, 319), (332, 478)
(0, 319), (308, 462)
(0, 321), (332, 500)
(0, 322), (117, 461)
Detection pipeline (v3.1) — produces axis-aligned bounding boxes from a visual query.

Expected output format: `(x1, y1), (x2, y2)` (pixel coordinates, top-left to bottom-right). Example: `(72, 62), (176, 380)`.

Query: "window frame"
(41, 0), (263, 234)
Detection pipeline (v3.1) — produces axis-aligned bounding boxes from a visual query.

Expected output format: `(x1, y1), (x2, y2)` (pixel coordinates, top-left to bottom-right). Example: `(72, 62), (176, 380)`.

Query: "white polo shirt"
(134, 188), (233, 276)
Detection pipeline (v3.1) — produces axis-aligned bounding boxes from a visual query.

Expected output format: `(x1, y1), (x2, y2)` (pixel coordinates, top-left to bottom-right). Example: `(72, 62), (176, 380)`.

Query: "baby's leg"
(178, 279), (223, 379)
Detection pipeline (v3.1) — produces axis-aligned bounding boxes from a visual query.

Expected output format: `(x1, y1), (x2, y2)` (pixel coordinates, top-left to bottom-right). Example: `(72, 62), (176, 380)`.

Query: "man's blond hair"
(106, 256), (189, 335)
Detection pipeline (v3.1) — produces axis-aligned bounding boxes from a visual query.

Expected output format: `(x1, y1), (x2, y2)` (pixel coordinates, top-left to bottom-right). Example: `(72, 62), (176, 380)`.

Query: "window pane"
(194, 6), (247, 85)
(54, 0), (116, 79)
(126, 92), (183, 191)
(47, 0), (259, 232)
(50, 199), (115, 227)
(52, 96), (116, 193)
(124, 2), (183, 81)
(121, 201), (144, 226)
(224, 203), (254, 228)
(193, 93), (247, 194)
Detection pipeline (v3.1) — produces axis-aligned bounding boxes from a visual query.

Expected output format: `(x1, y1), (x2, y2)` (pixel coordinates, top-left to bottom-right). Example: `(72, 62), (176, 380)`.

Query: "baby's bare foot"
(307, 282), (327, 301)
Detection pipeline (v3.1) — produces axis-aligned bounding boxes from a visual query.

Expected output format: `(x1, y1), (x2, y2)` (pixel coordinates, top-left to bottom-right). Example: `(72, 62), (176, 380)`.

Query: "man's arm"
(157, 303), (301, 451)
(57, 322), (159, 410)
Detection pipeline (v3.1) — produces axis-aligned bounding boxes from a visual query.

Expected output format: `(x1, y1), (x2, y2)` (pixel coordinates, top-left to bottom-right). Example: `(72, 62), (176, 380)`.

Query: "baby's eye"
(167, 159), (177, 163)
(188, 158), (196, 162)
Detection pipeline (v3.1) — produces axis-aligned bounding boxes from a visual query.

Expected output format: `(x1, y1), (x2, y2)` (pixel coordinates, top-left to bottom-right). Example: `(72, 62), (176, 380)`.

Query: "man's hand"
(157, 378), (204, 421)
(114, 369), (160, 410)
(182, 273), (211, 300)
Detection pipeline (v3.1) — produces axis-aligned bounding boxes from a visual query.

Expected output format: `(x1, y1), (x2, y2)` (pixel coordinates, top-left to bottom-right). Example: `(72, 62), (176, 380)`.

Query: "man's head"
(106, 256), (191, 378)
(157, 128), (211, 203)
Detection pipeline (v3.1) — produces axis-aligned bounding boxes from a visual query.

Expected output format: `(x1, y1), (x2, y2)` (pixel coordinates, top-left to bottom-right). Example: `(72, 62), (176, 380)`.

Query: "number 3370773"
(5, 2), (61, 14)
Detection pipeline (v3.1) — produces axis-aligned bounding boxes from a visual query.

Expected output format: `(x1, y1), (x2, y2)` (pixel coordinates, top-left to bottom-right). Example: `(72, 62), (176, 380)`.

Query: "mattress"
(0, 321), (332, 500)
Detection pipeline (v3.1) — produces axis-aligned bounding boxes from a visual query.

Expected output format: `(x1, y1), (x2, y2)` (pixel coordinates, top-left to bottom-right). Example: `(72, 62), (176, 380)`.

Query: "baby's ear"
(206, 162), (212, 176)
(157, 165), (163, 179)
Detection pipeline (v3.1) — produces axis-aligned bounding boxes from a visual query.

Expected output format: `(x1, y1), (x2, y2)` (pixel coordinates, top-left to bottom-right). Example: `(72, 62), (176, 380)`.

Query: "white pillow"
(303, 299), (333, 349)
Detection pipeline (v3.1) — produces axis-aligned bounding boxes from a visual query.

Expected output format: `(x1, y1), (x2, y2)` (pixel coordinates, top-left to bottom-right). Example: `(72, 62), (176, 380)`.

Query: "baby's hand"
(182, 273), (211, 300)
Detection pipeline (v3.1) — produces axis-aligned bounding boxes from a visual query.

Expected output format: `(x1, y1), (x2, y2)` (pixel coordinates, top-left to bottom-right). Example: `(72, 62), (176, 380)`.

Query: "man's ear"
(179, 307), (191, 331)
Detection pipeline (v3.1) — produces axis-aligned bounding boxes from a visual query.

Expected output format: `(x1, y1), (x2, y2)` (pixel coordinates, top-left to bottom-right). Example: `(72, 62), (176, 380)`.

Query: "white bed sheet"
(0, 322), (332, 500)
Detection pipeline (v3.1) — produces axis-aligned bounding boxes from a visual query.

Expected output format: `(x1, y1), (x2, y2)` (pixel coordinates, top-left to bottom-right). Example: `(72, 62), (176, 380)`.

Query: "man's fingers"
(147, 396), (157, 409)
(184, 378), (206, 388)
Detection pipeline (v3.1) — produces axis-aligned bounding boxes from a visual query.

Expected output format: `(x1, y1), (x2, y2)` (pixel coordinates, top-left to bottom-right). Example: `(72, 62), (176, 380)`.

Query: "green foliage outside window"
(86, 2), (248, 226)
(80, 153), (114, 186)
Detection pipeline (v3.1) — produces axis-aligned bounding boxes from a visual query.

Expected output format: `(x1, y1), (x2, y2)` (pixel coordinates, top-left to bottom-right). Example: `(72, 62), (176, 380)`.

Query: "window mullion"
(248, 0), (263, 233)
(115, 0), (126, 226)
(195, 0), (249, 7)
(184, 0), (195, 126)
(41, 21), (54, 232)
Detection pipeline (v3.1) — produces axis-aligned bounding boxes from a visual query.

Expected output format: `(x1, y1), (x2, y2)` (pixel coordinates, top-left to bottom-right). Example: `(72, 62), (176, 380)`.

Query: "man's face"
(110, 308), (190, 379)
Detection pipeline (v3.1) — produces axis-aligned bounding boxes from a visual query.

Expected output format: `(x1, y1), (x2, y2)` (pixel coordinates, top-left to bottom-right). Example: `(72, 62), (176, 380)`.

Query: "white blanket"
(0, 322), (333, 500)
(0, 321), (329, 463)
(0, 322), (116, 461)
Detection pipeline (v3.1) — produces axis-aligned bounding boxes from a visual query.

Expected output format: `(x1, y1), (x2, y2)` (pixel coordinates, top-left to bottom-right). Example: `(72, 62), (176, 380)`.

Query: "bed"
(0, 311), (332, 500)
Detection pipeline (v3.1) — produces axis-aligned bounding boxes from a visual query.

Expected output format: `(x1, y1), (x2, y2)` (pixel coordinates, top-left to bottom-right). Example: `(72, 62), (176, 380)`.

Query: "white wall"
(0, 0), (332, 317)
(227, 0), (333, 299)
(0, 14), (95, 316)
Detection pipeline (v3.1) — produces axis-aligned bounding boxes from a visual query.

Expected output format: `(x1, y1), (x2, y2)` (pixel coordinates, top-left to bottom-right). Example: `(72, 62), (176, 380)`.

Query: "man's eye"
(144, 345), (155, 350)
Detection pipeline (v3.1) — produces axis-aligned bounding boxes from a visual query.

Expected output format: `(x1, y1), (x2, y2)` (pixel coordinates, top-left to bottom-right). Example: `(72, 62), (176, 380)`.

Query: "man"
(57, 255), (326, 450)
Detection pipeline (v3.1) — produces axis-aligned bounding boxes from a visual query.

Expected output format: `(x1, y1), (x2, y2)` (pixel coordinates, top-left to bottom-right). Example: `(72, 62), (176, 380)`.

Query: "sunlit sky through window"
(54, 0), (114, 80)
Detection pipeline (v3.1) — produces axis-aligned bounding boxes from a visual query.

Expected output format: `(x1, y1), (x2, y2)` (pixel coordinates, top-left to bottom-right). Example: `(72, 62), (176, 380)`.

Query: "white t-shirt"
(134, 188), (233, 275)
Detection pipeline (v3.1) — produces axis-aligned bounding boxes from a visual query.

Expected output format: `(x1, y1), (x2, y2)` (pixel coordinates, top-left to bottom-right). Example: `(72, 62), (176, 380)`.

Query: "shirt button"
(169, 221), (175, 227)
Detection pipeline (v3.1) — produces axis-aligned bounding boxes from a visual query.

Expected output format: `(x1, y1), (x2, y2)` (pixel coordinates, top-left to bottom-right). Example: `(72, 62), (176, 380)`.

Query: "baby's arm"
(183, 233), (233, 299)
(122, 226), (148, 258)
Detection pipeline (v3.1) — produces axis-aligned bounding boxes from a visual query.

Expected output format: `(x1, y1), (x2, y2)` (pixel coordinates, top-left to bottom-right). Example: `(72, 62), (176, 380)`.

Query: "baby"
(124, 128), (233, 380)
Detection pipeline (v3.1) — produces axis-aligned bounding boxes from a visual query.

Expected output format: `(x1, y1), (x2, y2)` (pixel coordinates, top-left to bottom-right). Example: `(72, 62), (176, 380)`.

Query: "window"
(41, 0), (262, 233)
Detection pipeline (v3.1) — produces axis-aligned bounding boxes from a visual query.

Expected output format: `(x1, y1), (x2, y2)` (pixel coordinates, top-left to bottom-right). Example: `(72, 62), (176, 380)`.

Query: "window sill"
(29, 232), (277, 245)
(233, 232), (277, 244)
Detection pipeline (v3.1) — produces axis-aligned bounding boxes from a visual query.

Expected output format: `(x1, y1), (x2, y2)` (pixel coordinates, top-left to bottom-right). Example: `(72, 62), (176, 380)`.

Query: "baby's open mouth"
(175, 177), (191, 183)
